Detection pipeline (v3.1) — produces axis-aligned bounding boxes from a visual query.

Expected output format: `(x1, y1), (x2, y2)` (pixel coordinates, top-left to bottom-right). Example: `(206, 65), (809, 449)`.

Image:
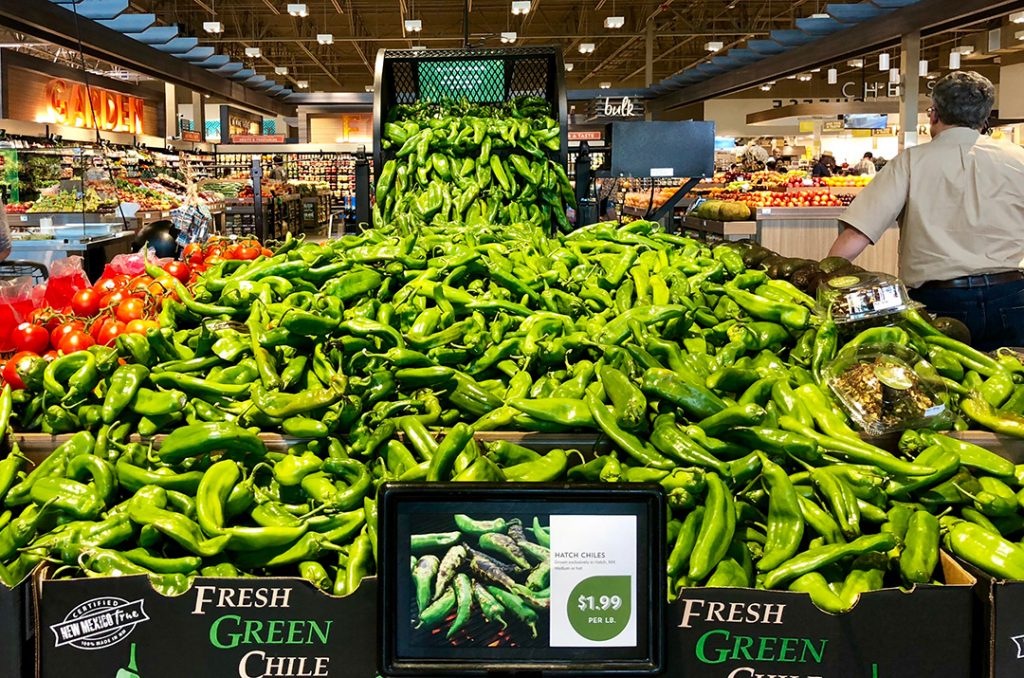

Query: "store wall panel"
(999, 63), (1024, 119)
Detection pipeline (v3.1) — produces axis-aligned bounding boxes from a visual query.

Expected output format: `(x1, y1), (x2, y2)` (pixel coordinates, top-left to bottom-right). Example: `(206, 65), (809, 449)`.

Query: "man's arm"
(828, 226), (872, 261)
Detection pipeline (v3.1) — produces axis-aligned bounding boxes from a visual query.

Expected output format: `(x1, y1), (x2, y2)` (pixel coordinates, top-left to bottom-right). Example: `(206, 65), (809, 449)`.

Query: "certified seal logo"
(50, 596), (149, 650)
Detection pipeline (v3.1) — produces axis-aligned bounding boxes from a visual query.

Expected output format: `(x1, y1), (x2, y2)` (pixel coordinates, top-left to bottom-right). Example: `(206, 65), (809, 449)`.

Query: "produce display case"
(222, 194), (302, 239)
(372, 45), (569, 178)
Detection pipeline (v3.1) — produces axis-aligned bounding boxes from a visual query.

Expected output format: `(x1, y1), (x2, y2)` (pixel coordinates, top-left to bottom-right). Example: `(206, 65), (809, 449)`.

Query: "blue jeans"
(910, 279), (1024, 352)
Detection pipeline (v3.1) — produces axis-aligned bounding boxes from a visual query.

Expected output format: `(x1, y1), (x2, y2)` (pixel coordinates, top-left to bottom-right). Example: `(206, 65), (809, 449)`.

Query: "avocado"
(930, 316), (972, 345)
(819, 256), (852, 274)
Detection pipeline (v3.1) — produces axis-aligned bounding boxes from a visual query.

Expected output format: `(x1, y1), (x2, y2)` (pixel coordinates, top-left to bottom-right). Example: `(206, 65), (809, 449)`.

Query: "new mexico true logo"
(50, 596), (150, 650)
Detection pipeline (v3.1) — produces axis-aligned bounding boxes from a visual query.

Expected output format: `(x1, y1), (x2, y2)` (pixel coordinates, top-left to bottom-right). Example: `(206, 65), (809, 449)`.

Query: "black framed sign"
(379, 483), (664, 677)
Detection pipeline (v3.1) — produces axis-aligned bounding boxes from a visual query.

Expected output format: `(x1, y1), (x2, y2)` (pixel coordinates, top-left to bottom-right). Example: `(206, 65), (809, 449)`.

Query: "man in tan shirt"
(829, 71), (1024, 350)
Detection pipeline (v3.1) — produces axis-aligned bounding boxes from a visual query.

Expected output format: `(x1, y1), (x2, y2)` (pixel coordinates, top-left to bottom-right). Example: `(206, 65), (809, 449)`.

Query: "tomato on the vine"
(93, 277), (119, 295)
(163, 260), (191, 283)
(11, 322), (50, 354)
(51, 321), (85, 350)
(58, 330), (94, 354)
(115, 297), (146, 323)
(2, 351), (38, 390)
(124, 319), (159, 335)
(94, 319), (125, 346)
(236, 245), (261, 260)
(100, 290), (131, 309)
(71, 288), (102, 317)
(128, 275), (154, 294)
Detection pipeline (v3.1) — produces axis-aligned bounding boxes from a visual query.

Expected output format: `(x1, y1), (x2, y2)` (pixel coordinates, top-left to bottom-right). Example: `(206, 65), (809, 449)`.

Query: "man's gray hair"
(931, 71), (995, 129)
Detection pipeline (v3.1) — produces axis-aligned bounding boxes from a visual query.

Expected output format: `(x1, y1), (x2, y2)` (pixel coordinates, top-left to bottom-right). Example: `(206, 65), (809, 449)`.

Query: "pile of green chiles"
(2, 219), (1024, 604)
(375, 97), (575, 231)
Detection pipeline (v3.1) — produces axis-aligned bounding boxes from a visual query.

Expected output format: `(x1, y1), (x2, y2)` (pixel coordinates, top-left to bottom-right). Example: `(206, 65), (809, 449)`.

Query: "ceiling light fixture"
(927, 71), (939, 79)
(287, 3), (308, 17)
(599, 82), (611, 89)
(797, 73), (812, 81)
(827, 67), (837, 84)
(317, 33), (334, 44)
(759, 82), (773, 91)
(579, 42), (595, 54)
(411, 45), (427, 51)
(244, 47), (261, 58)
(949, 50), (961, 69)
(500, 31), (517, 43)
(809, 12), (829, 18)
(297, 80), (309, 88)
(1011, 11), (1024, 23)
(705, 40), (724, 52)
(511, 1), (531, 15)
(889, 68), (900, 84)
(203, 21), (223, 34)
(847, 58), (863, 68)
(955, 45), (974, 55)
(564, 62), (574, 71)
(364, 85), (374, 92)
(878, 52), (889, 70)
(1017, 30), (1024, 41)
(404, 19), (422, 32)
(919, 59), (928, 77)
(275, 66), (288, 75)
(604, 16), (625, 29)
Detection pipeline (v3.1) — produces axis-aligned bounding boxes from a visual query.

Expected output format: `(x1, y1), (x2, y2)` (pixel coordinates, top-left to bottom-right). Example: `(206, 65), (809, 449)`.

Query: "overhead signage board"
(590, 96), (645, 119)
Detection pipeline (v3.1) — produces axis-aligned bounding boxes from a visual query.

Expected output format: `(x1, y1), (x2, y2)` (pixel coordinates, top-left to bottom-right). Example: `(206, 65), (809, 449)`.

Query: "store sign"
(569, 130), (602, 141)
(822, 120), (844, 131)
(180, 130), (203, 143)
(44, 79), (145, 134)
(591, 96), (645, 119)
(230, 134), (285, 144)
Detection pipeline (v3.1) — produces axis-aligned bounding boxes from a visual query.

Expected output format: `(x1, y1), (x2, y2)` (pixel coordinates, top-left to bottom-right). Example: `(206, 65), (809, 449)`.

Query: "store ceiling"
(123, 0), (867, 92)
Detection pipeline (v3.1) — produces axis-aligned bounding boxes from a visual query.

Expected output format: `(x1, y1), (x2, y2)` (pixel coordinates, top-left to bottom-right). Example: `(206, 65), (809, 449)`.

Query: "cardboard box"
(665, 553), (975, 678)
(1, 577), (34, 678)
(36, 571), (379, 678)
(954, 556), (1024, 678)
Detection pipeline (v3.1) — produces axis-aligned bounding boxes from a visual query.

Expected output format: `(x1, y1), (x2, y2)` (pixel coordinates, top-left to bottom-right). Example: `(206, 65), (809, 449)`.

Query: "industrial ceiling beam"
(0, 0), (293, 116)
(653, 0), (1024, 110)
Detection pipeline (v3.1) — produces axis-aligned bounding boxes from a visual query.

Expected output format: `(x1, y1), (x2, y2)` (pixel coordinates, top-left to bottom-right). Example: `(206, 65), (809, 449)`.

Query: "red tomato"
(71, 288), (102, 317)
(163, 260), (191, 283)
(50, 321), (85, 350)
(2, 351), (39, 390)
(100, 290), (131, 309)
(58, 330), (95, 354)
(94, 319), (125, 347)
(93, 277), (119, 295)
(237, 245), (261, 260)
(11, 322), (50, 354)
(182, 243), (202, 261)
(128, 275), (154, 293)
(115, 297), (146, 324)
(124, 319), (159, 335)
(204, 255), (224, 265)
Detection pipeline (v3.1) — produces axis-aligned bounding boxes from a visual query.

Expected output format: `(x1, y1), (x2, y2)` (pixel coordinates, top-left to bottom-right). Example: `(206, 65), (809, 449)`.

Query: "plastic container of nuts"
(823, 343), (952, 436)
(816, 271), (917, 338)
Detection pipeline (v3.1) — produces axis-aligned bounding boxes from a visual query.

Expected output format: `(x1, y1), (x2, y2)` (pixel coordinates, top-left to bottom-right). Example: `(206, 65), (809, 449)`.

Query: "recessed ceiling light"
(579, 42), (595, 54)
(798, 73), (812, 81)
(203, 21), (223, 34)
(564, 62), (574, 71)
(316, 33), (333, 45)
(705, 41), (724, 52)
(604, 16), (625, 29)
(404, 19), (422, 32)
(500, 32), (517, 43)
(286, 3), (308, 17)
(297, 80), (308, 88)
(810, 68), (821, 72)
(599, 82), (611, 89)
(511, 1), (531, 15)
(244, 47), (261, 58)
(275, 66), (288, 75)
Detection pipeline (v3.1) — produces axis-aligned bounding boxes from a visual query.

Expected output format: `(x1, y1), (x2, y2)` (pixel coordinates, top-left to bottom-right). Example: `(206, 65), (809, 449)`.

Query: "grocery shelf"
(680, 214), (757, 238)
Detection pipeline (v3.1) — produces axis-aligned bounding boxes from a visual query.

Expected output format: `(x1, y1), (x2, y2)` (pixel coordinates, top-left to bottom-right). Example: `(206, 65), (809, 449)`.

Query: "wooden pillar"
(900, 31), (921, 150)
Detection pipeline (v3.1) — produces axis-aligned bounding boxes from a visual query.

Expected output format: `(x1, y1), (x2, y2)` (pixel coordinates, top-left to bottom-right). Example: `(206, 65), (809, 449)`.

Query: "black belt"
(917, 270), (1024, 290)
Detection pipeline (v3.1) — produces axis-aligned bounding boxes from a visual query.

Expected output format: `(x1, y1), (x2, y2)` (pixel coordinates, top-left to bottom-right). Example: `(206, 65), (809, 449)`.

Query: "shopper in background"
(267, 156), (288, 182)
(811, 156), (832, 178)
(0, 198), (11, 261)
(828, 71), (1024, 350)
(855, 152), (877, 176)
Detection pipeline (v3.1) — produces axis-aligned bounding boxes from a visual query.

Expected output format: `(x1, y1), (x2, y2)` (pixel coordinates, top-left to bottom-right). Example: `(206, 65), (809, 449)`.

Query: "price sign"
(380, 484), (664, 676)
